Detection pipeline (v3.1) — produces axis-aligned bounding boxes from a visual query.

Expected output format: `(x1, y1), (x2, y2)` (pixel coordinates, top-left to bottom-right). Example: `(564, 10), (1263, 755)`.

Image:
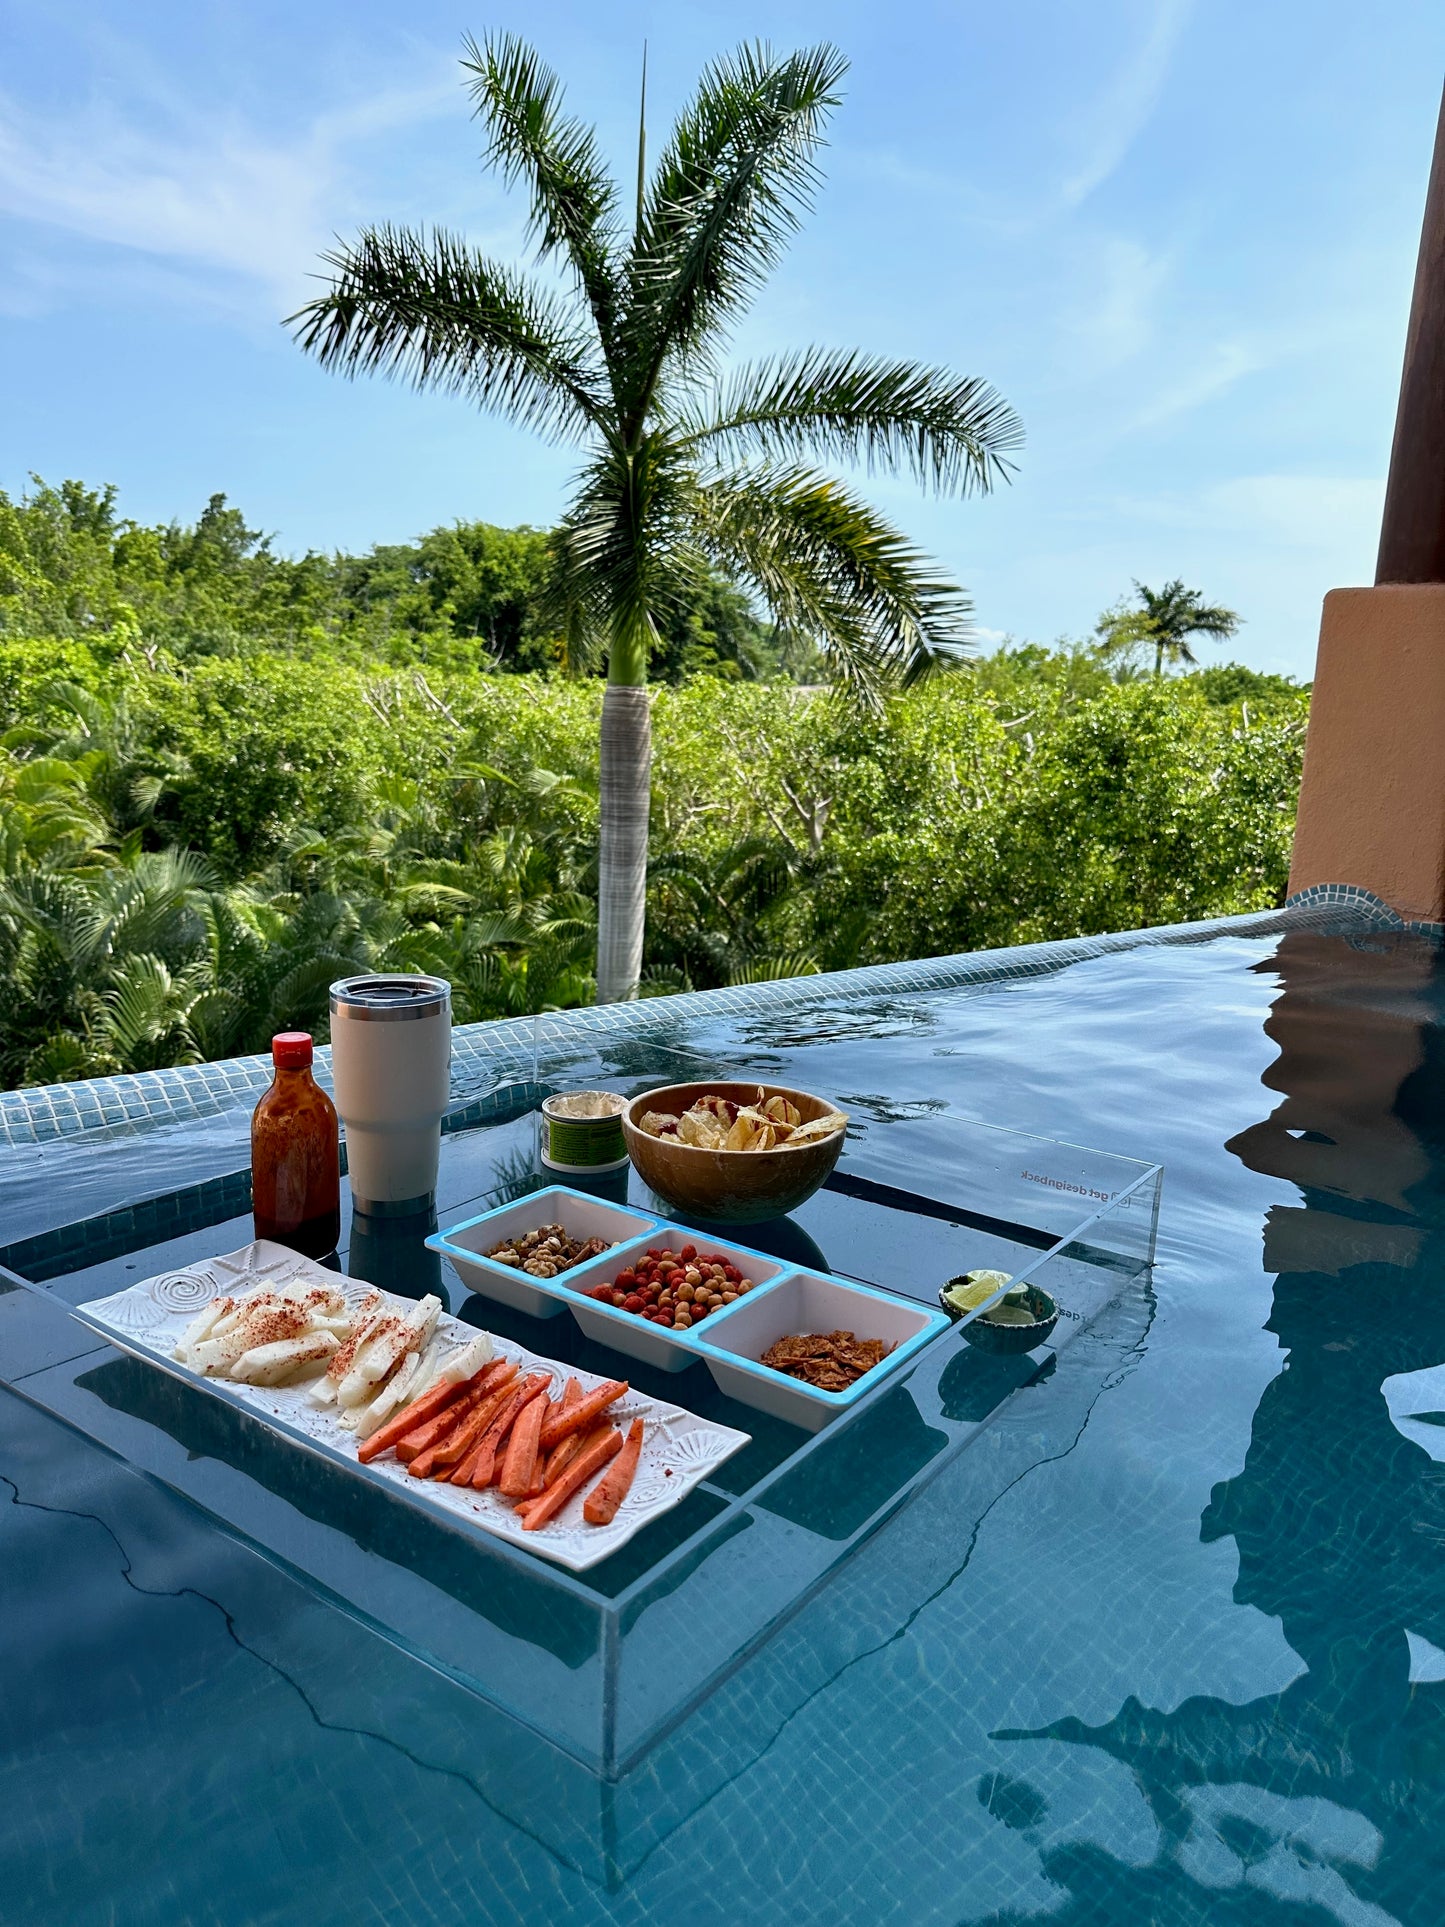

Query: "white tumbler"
(328, 975), (451, 1216)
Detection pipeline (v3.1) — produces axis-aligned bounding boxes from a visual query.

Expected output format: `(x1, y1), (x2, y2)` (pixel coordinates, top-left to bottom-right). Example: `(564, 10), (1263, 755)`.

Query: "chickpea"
(721, 1291), (737, 1304)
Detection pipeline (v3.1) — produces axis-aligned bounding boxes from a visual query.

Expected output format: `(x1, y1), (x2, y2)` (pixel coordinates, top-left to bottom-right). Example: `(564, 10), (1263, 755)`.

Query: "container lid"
(272, 1031), (313, 1068)
(329, 974), (451, 1022)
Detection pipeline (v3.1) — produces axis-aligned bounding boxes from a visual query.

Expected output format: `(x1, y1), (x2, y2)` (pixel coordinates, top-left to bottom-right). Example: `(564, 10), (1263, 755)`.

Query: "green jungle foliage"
(0, 478), (1309, 1088)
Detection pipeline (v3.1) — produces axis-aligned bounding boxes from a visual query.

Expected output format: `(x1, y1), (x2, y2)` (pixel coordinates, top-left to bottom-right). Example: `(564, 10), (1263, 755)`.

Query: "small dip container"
(540, 1090), (630, 1173)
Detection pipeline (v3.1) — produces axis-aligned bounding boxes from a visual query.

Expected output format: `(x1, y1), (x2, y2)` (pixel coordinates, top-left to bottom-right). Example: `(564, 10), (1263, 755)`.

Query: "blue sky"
(1, 0), (1441, 678)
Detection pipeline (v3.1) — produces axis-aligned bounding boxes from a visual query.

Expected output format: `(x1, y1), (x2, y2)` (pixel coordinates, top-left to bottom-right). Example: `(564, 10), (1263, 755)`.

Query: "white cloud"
(1130, 338), (1268, 429)
(1199, 474), (1384, 550)
(0, 67), (460, 314)
(1103, 473), (1382, 552)
(1061, 0), (1193, 208)
(1062, 233), (1172, 372)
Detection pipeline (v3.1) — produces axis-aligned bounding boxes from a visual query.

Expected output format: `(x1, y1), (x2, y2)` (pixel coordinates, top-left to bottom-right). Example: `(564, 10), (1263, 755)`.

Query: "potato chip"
(640, 1089), (847, 1152)
(678, 1110), (724, 1148)
(786, 1112), (847, 1145)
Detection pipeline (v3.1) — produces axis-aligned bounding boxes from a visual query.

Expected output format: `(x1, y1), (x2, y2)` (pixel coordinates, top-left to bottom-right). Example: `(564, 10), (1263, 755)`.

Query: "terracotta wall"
(1289, 583), (1445, 923)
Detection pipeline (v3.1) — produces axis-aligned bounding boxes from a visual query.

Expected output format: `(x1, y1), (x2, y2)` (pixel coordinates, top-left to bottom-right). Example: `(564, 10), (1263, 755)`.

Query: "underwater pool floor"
(5, 923), (1445, 1925)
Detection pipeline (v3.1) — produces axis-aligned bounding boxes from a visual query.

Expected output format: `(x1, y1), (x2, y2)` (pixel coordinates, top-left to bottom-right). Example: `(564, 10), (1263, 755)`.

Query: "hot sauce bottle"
(251, 1032), (341, 1259)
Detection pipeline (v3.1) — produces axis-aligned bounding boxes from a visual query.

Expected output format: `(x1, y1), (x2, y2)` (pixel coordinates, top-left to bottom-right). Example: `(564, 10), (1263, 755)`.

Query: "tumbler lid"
(272, 1031), (313, 1068)
(329, 974), (451, 1022)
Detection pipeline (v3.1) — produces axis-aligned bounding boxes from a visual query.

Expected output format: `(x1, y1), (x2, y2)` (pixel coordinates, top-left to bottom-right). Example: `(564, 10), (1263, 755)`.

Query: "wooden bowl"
(622, 1081), (846, 1224)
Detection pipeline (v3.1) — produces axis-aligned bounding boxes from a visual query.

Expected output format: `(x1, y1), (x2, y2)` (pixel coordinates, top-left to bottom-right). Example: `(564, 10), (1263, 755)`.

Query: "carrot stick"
(531, 1377), (583, 1490)
(521, 1428), (623, 1531)
(466, 1375), (549, 1489)
(407, 1390), (504, 1478)
(356, 1362), (498, 1463)
(541, 1429), (585, 1487)
(446, 1379), (524, 1484)
(538, 1379), (628, 1452)
(395, 1383), (489, 1464)
(422, 1382), (516, 1475)
(583, 1417), (645, 1525)
(383, 1360), (515, 1463)
(518, 1424), (614, 1518)
(499, 1390), (547, 1498)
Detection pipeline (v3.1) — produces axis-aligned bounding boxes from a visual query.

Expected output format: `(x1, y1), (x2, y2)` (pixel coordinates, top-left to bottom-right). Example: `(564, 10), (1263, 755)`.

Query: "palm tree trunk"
(1154, 638), (1164, 678)
(596, 680), (651, 1002)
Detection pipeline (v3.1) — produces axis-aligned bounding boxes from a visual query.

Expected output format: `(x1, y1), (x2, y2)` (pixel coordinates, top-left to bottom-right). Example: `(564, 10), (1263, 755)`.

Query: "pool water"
(5, 922), (1445, 1924)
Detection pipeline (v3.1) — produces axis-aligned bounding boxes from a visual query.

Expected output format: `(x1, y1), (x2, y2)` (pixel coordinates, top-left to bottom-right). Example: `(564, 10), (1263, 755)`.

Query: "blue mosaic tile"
(0, 897), (1376, 1153)
(1284, 880), (1445, 936)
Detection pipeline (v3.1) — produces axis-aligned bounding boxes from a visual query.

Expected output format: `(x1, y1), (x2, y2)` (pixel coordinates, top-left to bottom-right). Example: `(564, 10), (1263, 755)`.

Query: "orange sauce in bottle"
(251, 1032), (340, 1259)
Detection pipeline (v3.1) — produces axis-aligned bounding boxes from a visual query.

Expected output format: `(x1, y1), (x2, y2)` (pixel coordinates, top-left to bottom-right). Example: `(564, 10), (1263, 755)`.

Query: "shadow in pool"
(998, 928), (1445, 1927)
(71, 1352), (722, 1656)
(756, 1382), (949, 1540)
(937, 1343), (1057, 1424)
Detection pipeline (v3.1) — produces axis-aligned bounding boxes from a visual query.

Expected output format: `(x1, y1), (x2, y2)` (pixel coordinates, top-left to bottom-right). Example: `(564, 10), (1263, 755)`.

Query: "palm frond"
(681, 348), (1022, 495)
(690, 463), (972, 701)
(463, 34), (621, 360)
(288, 225), (606, 441)
(727, 952), (819, 984)
(622, 42), (847, 406)
(549, 441), (708, 661)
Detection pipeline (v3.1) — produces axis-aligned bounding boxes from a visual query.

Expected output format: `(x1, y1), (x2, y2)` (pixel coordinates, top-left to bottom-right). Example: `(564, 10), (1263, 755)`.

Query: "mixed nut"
(585, 1245), (760, 1331)
(484, 1224), (615, 1278)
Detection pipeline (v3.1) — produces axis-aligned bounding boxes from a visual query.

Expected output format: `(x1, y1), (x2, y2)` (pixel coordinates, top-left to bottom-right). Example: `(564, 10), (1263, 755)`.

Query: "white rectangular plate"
(73, 1241), (751, 1573)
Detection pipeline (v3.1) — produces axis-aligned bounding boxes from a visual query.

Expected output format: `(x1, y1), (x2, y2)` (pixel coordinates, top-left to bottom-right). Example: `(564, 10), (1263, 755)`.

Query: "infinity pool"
(4, 920), (1444, 1925)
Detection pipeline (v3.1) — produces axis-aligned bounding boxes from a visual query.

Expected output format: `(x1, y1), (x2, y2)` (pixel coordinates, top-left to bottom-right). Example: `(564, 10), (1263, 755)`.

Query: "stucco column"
(1288, 84), (1445, 922)
(1289, 586), (1445, 922)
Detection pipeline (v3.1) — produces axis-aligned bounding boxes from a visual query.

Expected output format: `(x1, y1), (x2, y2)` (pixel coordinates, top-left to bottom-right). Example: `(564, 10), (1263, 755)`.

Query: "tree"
(288, 34), (1022, 1000)
(1095, 580), (1240, 679)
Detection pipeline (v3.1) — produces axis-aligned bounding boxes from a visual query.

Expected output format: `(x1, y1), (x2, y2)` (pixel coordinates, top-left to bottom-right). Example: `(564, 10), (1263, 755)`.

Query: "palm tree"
(289, 36), (1021, 1001)
(1096, 580), (1240, 679)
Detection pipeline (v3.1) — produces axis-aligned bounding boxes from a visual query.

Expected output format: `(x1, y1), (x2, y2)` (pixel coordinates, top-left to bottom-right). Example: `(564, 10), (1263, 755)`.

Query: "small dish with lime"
(939, 1271), (1060, 1354)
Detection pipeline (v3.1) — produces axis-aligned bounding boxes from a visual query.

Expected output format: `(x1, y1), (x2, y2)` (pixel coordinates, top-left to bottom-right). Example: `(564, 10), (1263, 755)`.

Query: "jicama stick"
(464, 1375), (550, 1489)
(538, 1379), (628, 1452)
(349, 1345), (427, 1434)
(498, 1389), (547, 1498)
(355, 1362), (491, 1463)
(520, 1428), (623, 1531)
(582, 1417), (645, 1525)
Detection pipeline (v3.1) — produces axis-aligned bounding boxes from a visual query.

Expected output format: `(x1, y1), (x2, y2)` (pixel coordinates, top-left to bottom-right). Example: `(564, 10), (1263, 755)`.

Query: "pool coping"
(0, 892), (1398, 1154)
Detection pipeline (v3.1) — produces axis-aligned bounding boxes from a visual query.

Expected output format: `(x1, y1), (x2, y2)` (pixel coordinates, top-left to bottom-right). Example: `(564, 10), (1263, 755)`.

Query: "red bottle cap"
(272, 1031), (313, 1068)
